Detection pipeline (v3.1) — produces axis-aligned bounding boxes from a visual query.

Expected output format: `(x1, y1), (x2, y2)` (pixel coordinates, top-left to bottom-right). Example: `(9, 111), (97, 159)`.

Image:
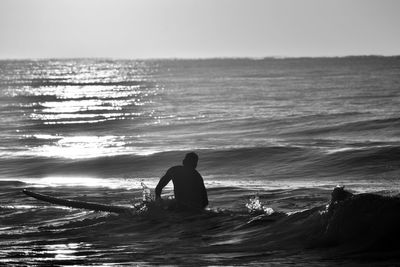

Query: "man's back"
(155, 165), (208, 210)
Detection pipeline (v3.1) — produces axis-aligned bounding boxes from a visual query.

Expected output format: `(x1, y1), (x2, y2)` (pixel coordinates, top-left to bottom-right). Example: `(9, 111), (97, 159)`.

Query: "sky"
(0, 0), (399, 59)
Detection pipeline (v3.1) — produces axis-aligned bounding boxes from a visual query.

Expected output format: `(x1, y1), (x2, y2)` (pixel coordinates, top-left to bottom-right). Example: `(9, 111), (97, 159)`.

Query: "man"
(155, 152), (208, 210)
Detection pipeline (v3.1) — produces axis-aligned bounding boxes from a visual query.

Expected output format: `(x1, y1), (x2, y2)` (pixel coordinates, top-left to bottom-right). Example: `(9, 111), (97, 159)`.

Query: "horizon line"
(1, 54), (400, 61)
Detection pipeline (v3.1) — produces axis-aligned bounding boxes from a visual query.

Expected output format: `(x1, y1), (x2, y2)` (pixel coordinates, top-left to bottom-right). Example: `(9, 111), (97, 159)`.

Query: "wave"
(316, 193), (400, 253)
(288, 116), (400, 136)
(315, 145), (400, 175)
(2, 144), (400, 179)
(0, 146), (311, 178)
(2, 183), (400, 265)
(243, 193), (400, 260)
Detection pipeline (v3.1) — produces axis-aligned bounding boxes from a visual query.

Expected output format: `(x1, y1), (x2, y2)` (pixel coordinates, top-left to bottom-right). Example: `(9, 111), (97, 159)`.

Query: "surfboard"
(23, 189), (132, 214)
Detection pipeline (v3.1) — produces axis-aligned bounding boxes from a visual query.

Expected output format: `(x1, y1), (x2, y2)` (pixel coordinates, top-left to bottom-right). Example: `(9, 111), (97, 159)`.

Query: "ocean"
(1, 57), (400, 266)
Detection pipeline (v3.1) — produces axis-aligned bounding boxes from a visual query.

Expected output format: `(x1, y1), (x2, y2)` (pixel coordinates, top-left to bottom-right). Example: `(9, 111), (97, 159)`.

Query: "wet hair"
(183, 152), (198, 168)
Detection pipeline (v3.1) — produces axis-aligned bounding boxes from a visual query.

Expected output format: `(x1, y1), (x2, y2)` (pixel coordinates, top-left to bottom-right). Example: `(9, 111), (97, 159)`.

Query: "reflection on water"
(0, 242), (92, 264)
(34, 176), (148, 189)
(30, 135), (127, 159)
(12, 134), (163, 158)
(1, 60), (163, 159)
(44, 243), (91, 260)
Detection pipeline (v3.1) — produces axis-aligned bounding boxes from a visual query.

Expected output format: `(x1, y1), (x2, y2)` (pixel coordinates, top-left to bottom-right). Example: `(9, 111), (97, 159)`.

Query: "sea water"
(1, 57), (400, 265)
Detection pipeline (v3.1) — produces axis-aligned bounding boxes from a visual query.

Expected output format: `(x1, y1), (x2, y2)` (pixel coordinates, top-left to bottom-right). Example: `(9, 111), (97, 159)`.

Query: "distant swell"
(0, 146), (306, 178)
(289, 117), (400, 136)
(318, 145), (400, 174)
(2, 144), (400, 179)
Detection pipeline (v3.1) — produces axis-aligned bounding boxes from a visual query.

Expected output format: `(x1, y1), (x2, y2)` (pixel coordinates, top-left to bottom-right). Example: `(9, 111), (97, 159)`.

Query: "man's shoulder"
(168, 165), (183, 172)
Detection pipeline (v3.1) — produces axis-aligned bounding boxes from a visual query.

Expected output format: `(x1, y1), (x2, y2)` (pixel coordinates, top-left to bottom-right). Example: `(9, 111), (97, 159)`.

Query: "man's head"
(331, 185), (353, 203)
(182, 152), (198, 169)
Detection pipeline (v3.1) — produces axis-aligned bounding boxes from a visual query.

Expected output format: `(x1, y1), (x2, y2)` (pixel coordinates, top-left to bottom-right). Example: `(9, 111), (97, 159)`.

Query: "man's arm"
(155, 169), (173, 200)
(197, 172), (208, 208)
(200, 180), (208, 207)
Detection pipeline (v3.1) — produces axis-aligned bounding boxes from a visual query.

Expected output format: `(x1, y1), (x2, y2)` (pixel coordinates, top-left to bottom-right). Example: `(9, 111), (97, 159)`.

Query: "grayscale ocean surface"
(1, 57), (400, 266)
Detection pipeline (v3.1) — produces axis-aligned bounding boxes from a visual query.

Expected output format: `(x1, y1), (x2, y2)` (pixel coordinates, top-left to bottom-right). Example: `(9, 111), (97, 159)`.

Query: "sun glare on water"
(31, 135), (127, 159)
(33, 176), (145, 189)
(24, 134), (162, 159)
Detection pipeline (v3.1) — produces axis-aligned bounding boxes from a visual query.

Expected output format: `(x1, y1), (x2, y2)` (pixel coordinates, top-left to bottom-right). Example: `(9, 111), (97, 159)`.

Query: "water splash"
(141, 181), (154, 202)
(245, 195), (274, 215)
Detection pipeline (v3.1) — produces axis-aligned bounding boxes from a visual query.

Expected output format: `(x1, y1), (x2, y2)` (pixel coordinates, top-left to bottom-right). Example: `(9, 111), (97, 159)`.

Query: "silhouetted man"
(155, 152), (208, 210)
